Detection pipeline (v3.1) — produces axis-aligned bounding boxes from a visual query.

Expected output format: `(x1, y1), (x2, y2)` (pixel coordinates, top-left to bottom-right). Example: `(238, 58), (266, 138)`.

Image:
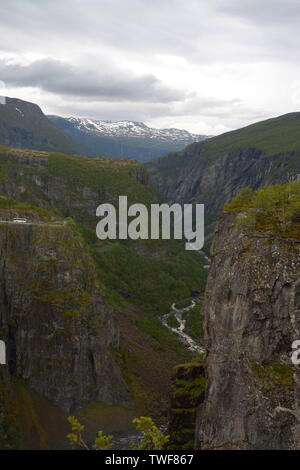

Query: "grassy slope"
(182, 304), (204, 342)
(0, 99), (76, 154)
(148, 111), (300, 177)
(0, 145), (207, 434)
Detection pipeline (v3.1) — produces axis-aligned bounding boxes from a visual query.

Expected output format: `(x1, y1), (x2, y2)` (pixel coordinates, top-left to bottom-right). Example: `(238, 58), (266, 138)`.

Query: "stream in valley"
(159, 249), (210, 355)
(161, 300), (205, 355)
(111, 250), (210, 448)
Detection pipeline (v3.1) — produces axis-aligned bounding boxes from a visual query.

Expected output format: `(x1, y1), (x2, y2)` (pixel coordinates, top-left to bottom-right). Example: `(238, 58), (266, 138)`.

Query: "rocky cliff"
(147, 112), (300, 218)
(196, 211), (300, 449)
(0, 146), (206, 446)
(0, 210), (130, 418)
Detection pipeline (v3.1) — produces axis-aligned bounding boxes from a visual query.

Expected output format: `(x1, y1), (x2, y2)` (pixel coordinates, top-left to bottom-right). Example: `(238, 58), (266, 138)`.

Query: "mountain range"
(0, 96), (208, 162)
(47, 115), (208, 162)
(1, 94), (300, 450)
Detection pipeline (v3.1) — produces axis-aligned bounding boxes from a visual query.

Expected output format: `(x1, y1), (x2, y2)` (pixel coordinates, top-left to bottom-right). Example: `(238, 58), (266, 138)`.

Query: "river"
(160, 301), (205, 355)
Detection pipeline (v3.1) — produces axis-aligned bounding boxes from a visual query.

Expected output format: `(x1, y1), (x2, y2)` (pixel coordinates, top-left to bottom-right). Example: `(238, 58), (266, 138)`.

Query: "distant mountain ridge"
(0, 96), (209, 162)
(0, 96), (76, 154)
(49, 116), (207, 143)
(48, 115), (209, 162)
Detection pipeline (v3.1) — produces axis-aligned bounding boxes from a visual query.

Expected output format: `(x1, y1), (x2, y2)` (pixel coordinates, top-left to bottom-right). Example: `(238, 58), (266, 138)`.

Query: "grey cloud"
(1, 0), (300, 66)
(218, 0), (300, 25)
(46, 91), (264, 128)
(0, 58), (187, 103)
(0, 0), (294, 134)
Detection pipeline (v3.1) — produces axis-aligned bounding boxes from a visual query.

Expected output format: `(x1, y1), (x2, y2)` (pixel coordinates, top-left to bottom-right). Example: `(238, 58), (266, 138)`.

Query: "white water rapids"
(159, 250), (211, 355)
(161, 301), (205, 354)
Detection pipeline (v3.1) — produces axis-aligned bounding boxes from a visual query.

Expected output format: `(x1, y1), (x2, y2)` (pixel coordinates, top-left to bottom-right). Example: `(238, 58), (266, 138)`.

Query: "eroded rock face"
(196, 213), (300, 449)
(0, 216), (130, 414)
(147, 147), (299, 215)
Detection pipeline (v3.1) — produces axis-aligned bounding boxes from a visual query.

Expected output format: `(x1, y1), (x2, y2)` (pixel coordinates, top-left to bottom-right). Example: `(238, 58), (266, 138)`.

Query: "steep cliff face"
(0, 146), (208, 437)
(196, 212), (300, 449)
(0, 211), (130, 415)
(147, 112), (300, 217)
(148, 148), (288, 214)
(0, 147), (152, 227)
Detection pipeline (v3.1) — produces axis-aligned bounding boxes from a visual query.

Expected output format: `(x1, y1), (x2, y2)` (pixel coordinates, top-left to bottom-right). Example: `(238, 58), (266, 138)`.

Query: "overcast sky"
(1, 0), (300, 135)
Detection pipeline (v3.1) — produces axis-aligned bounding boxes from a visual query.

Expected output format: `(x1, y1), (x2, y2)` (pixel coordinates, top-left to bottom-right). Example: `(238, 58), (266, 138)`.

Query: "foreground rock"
(196, 212), (300, 449)
(0, 213), (130, 419)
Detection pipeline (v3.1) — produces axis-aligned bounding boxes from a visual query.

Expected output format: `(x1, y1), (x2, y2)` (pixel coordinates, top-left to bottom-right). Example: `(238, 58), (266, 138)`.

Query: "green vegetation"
(0, 195), (62, 220)
(0, 100), (76, 154)
(0, 145), (207, 318)
(168, 362), (206, 450)
(199, 112), (300, 162)
(171, 375), (206, 406)
(0, 144), (208, 431)
(250, 361), (293, 393)
(225, 181), (300, 239)
(148, 111), (300, 180)
(133, 314), (193, 358)
(0, 376), (62, 450)
(182, 303), (204, 341)
(132, 417), (169, 450)
(66, 415), (169, 450)
(174, 298), (191, 309)
(91, 241), (206, 316)
(67, 415), (113, 450)
(166, 314), (180, 329)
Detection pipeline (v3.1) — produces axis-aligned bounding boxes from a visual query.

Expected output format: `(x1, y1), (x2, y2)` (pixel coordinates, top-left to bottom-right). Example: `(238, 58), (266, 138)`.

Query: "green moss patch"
(225, 181), (300, 239)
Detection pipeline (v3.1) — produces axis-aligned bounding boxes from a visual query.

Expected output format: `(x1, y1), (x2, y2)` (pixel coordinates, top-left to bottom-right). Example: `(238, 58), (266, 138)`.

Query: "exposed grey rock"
(0, 217), (130, 414)
(147, 147), (300, 215)
(195, 212), (300, 449)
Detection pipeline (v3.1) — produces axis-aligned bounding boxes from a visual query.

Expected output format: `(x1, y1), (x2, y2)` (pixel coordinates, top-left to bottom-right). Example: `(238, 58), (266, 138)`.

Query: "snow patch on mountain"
(57, 117), (208, 143)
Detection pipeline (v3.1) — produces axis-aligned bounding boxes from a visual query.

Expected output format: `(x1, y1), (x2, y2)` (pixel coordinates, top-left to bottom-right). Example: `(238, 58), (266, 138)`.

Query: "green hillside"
(149, 112), (300, 176)
(0, 144), (207, 421)
(0, 97), (76, 154)
(0, 144), (206, 314)
(201, 111), (300, 161)
(147, 111), (300, 219)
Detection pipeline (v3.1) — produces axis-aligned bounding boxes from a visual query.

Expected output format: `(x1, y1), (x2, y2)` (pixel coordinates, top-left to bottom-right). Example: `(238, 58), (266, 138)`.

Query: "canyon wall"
(196, 212), (300, 449)
(0, 211), (130, 416)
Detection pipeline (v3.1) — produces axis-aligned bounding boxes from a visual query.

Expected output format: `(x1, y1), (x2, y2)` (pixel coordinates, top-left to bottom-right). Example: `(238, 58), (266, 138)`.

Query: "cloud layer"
(0, 0), (299, 134)
(0, 58), (186, 103)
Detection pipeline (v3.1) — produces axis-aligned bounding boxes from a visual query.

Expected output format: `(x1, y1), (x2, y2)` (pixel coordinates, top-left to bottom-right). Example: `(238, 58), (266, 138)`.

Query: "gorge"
(0, 105), (300, 450)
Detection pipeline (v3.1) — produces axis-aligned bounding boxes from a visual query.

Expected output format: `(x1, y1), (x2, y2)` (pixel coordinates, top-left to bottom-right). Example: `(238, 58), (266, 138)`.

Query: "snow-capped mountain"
(58, 117), (208, 144)
(48, 115), (209, 162)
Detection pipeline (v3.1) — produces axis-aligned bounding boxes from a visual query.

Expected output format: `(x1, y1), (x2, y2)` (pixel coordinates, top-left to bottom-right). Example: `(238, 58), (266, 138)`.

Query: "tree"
(66, 415), (169, 450)
(132, 417), (169, 450)
(67, 416), (113, 450)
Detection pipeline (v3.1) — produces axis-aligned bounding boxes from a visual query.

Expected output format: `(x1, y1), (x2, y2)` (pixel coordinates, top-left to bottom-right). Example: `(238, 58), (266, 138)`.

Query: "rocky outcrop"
(0, 148), (153, 228)
(147, 146), (299, 216)
(167, 362), (206, 450)
(195, 212), (300, 449)
(0, 213), (130, 415)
